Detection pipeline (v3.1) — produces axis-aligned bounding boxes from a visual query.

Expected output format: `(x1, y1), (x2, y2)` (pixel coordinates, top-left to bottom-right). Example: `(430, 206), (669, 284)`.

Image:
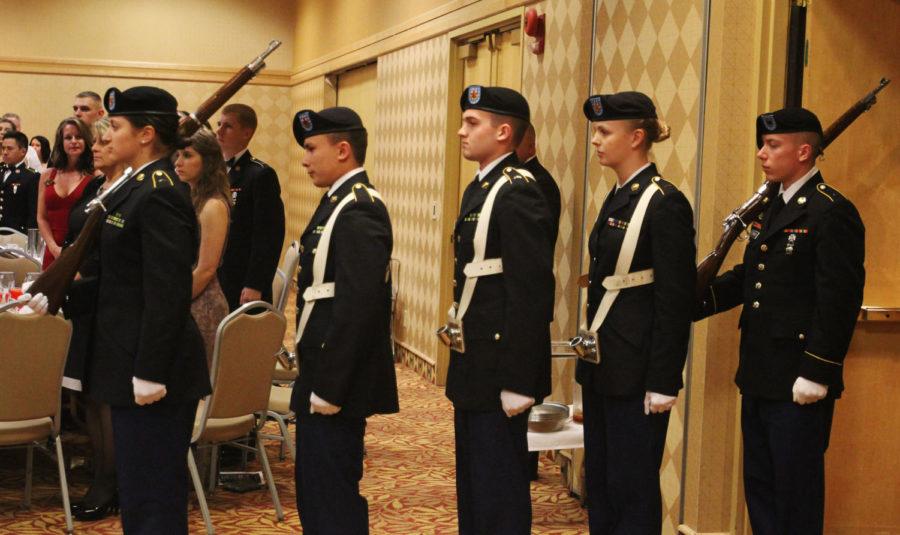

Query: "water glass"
(23, 272), (41, 293)
(0, 271), (13, 304)
(26, 228), (40, 258)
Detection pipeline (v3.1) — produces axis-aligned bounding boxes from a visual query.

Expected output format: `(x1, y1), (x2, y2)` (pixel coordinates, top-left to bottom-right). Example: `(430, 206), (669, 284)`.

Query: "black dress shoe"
(72, 494), (118, 521)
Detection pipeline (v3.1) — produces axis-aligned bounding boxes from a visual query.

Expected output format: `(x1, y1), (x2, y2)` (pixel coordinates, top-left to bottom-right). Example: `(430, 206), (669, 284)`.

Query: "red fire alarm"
(524, 7), (545, 55)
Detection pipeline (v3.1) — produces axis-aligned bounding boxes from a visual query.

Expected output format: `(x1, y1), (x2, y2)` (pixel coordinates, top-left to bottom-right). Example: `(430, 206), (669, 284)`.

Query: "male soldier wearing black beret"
(514, 123), (561, 247)
(697, 107), (865, 534)
(290, 106), (399, 534)
(440, 85), (554, 534)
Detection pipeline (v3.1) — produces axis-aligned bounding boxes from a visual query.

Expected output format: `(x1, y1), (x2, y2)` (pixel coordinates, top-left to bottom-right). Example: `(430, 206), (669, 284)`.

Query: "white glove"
(17, 292), (49, 315)
(309, 392), (341, 415)
(500, 389), (535, 417)
(133, 377), (167, 405)
(792, 376), (828, 405)
(644, 391), (677, 415)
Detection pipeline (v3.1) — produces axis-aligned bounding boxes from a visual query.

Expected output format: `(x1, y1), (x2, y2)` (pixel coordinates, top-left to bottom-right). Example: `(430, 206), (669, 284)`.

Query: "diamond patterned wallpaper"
(590, 0), (706, 532)
(520, 0), (594, 406)
(372, 36), (450, 382)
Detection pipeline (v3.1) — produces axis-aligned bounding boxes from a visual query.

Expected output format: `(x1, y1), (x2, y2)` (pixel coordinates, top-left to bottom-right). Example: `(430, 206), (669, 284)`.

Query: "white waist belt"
(303, 282), (335, 301)
(463, 258), (504, 278)
(602, 268), (654, 291)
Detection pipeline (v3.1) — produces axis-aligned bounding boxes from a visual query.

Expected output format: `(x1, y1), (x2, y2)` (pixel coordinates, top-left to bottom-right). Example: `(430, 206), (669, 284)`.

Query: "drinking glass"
(23, 272), (41, 293)
(0, 272), (13, 304)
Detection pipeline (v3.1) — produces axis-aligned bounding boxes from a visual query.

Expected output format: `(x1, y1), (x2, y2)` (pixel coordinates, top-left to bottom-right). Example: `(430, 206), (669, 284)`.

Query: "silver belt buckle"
(569, 328), (600, 364)
(436, 317), (465, 353)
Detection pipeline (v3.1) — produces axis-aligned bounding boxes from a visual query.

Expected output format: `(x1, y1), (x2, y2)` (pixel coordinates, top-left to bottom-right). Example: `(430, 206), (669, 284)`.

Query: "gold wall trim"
(290, 0), (534, 84)
(677, 525), (733, 535)
(396, 341), (437, 366)
(0, 56), (292, 86)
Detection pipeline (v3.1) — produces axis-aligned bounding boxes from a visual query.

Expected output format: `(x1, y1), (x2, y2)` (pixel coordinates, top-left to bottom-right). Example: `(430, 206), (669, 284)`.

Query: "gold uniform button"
(799, 333), (806, 340)
(755, 282), (762, 290)
(752, 301), (760, 309)
(311, 248), (317, 254)
(494, 333), (501, 341)
(760, 244), (768, 252)
(757, 263), (765, 271)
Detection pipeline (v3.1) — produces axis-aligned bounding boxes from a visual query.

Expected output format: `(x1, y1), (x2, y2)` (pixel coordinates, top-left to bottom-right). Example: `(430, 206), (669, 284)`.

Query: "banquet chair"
(271, 241), (300, 376)
(0, 312), (74, 534)
(187, 301), (286, 535)
(0, 227), (27, 249)
(0, 249), (41, 286)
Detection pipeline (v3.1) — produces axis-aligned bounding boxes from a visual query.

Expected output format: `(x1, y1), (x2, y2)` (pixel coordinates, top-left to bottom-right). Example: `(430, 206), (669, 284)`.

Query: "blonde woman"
(576, 91), (695, 534)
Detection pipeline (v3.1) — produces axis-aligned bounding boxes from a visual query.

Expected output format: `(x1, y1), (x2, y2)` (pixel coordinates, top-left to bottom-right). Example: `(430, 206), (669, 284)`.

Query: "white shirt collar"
(524, 155), (536, 164)
(130, 158), (163, 178)
(615, 162), (652, 192)
(226, 148), (248, 171)
(327, 167), (366, 197)
(779, 166), (819, 203)
(478, 152), (513, 181)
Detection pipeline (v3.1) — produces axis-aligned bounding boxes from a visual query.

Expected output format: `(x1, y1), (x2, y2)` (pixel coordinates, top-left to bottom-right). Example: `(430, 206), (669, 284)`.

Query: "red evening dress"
(42, 169), (92, 269)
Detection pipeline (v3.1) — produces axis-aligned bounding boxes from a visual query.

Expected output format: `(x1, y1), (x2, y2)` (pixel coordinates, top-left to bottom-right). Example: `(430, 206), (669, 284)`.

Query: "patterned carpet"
(0, 364), (588, 534)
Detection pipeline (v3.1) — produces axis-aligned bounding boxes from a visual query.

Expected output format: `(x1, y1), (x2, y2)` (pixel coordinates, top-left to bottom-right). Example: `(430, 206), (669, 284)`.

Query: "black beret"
(293, 106), (366, 146)
(756, 107), (823, 147)
(460, 85), (530, 122)
(104, 86), (178, 117)
(583, 91), (657, 121)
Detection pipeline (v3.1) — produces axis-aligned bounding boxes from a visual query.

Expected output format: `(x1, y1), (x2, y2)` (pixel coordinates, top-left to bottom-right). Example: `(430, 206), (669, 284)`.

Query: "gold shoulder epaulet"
(151, 170), (175, 188)
(352, 182), (375, 202)
(502, 166), (535, 183)
(816, 182), (837, 202)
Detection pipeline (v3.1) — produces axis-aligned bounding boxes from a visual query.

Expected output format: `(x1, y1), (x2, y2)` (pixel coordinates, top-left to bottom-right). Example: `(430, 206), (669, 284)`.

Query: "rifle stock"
(696, 78), (890, 305)
(29, 40), (282, 314)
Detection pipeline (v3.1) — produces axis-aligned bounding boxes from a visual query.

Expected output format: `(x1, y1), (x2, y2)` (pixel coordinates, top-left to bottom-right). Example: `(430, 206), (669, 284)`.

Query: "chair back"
(195, 301), (286, 440)
(0, 314), (71, 426)
(0, 251), (41, 286)
(272, 241), (300, 312)
(0, 228), (27, 249)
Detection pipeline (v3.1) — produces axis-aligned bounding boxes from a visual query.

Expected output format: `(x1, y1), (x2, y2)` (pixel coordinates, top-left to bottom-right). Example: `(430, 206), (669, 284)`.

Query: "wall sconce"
(524, 7), (545, 55)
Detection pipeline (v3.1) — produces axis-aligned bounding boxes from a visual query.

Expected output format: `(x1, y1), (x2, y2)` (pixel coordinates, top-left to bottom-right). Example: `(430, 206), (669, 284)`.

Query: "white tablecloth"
(527, 419), (584, 452)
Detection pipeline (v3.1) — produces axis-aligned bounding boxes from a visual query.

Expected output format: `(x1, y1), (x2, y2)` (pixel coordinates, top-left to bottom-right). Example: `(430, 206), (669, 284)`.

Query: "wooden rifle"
(29, 40), (282, 314)
(695, 78), (890, 304)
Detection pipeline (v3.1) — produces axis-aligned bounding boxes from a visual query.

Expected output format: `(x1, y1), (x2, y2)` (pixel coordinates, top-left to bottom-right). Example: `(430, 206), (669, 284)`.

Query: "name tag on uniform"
(105, 212), (126, 229)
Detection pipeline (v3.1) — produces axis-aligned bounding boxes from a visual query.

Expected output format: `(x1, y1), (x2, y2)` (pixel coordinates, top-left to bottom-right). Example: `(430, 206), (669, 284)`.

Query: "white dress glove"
(792, 376), (828, 405)
(16, 292), (49, 315)
(309, 392), (341, 415)
(644, 391), (677, 415)
(500, 389), (535, 417)
(133, 377), (167, 405)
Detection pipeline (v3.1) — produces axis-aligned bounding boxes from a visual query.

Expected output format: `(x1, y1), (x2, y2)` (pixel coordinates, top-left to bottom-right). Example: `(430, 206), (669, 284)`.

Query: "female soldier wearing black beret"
(575, 91), (695, 534)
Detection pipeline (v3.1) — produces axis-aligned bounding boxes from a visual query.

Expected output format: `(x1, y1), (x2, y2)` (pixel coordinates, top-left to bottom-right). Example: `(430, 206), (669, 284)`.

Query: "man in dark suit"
(289, 106), (399, 534)
(442, 85), (555, 535)
(697, 107), (865, 534)
(0, 131), (39, 232)
(515, 123), (561, 247)
(216, 103), (285, 310)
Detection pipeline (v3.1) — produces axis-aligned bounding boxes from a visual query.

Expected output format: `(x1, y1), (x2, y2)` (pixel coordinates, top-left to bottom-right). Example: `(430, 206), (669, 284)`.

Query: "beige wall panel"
(294, 0), (460, 68)
(2, 0), (295, 71)
(286, 77), (329, 249)
(591, 0), (706, 532)
(803, 1), (900, 533)
(520, 0), (594, 405)
(337, 63), (380, 170)
(372, 36), (450, 382)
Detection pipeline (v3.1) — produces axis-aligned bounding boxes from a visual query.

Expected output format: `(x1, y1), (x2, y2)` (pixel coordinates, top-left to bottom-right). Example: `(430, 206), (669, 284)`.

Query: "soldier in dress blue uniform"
(576, 92), (696, 534)
(289, 106), (399, 535)
(0, 131), (40, 232)
(215, 103), (286, 310)
(515, 123), (561, 248)
(697, 107), (865, 534)
(85, 86), (211, 534)
(444, 85), (555, 535)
